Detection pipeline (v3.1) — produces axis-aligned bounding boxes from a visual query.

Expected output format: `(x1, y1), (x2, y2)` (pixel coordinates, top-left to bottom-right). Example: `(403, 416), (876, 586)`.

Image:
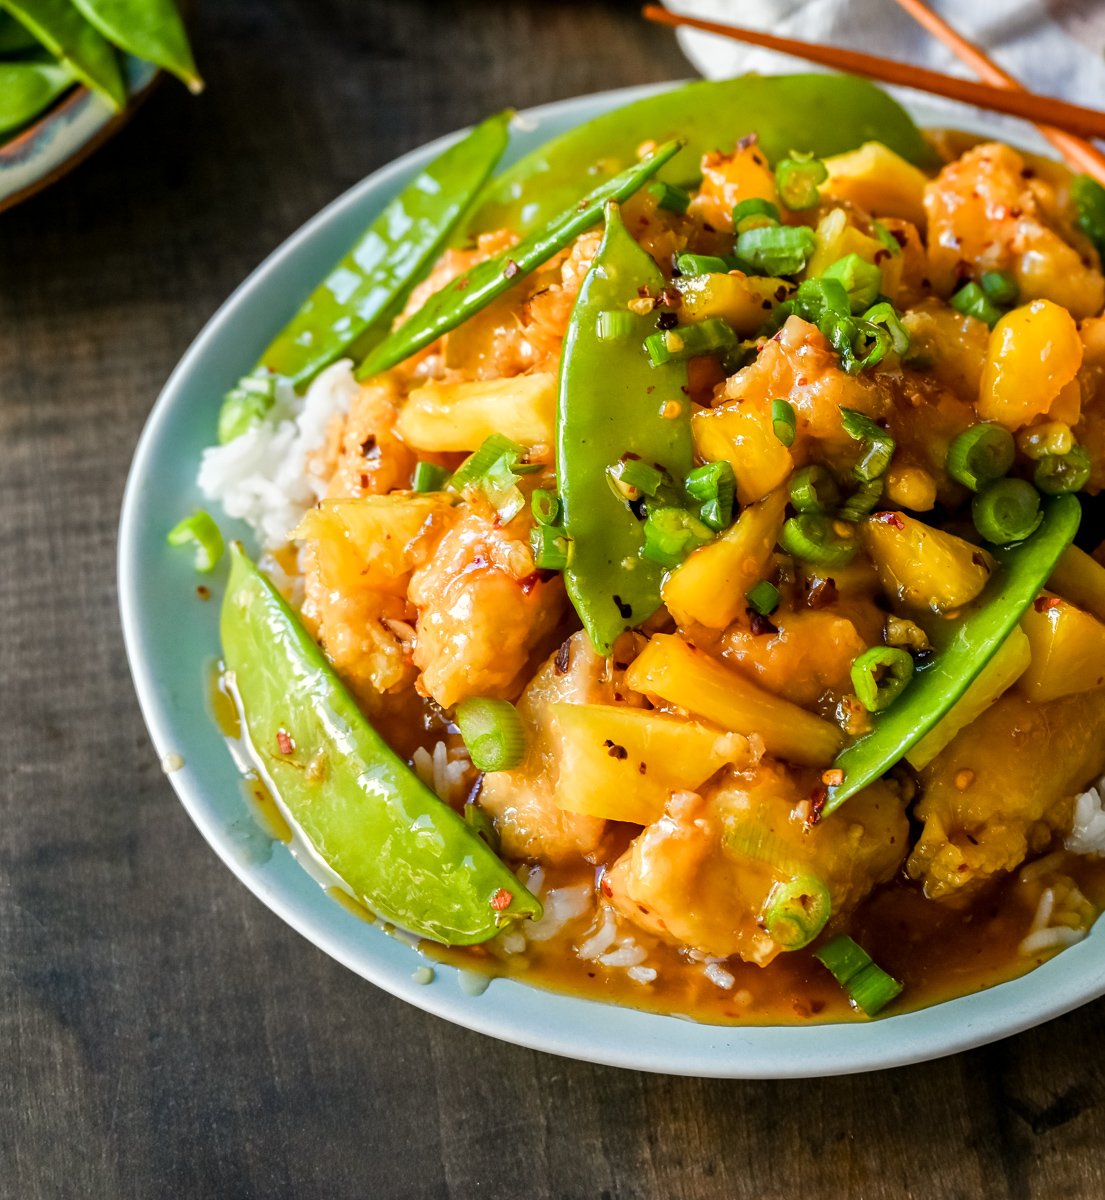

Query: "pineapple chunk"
(906, 626), (1030, 769)
(548, 703), (749, 825)
(1049, 545), (1105, 624)
(692, 401), (793, 506)
(662, 487), (787, 630)
(675, 272), (793, 335)
(396, 373), (556, 451)
(860, 512), (993, 613)
(1019, 597), (1105, 702)
(822, 142), (929, 228)
(803, 208), (903, 298)
(625, 634), (843, 767)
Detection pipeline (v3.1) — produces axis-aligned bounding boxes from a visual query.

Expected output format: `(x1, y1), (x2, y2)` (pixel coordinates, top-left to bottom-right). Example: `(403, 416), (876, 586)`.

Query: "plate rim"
(118, 79), (1105, 1078)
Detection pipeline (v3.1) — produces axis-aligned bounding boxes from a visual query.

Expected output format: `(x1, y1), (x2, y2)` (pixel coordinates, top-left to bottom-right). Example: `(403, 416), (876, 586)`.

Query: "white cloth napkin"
(664, 0), (1105, 126)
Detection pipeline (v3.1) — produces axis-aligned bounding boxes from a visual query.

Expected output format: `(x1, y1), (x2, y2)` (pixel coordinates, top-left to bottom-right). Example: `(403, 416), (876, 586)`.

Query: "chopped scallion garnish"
(531, 488), (561, 526)
(763, 874), (831, 950)
(1072, 173), (1105, 260)
(850, 645), (914, 712)
(648, 180), (691, 215)
(674, 253), (730, 277)
(732, 197), (780, 234)
(618, 458), (665, 496)
(448, 433), (534, 521)
(529, 523), (570, 570)
(840, 407), (895, 481)
(789, 465), (840, 514)
(950, 281), (1002, 327)
(735, 224), (816, 276)
(822, 254), (882, 313)
(871, 221), (901, 256)
(775, 153), (828, 211)
(836, 477), (884, 523)
(972, 478), (1043, 544)
(412, 461), (449, 492)
(1034, 445), (1092, 495)
(979, 270), (1018, 306)
(779, 513), (857, 567)
(745, 579), (781, 616)
(644, 318), (736, 366)
(597, 309), (635, 340)
(945, 423), (1015, 492)
(814, 934), (902, 1016)
(455, 697), (527, 772)
(772, 398), (797, 447)
(167, 510), (225, 573)
(641, 507), (714, 568)
(862, 302), (910, 356)
(218, 373), (278, 444)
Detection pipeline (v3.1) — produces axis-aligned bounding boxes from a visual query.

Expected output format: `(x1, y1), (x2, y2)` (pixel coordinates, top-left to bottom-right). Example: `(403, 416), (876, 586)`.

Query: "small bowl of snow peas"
(0, 0), (199, 213)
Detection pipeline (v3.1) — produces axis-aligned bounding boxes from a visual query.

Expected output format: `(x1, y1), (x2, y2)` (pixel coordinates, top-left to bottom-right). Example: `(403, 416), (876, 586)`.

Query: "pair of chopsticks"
(644, 2), (1105, 185)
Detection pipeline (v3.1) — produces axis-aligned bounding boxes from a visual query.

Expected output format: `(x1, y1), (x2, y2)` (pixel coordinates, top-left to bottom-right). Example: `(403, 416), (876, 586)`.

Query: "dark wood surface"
(5, 2), (1105, 1196)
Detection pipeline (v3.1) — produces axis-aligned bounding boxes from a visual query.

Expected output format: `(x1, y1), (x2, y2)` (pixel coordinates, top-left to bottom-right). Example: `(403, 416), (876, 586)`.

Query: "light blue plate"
(119, 82), (1105, 1077)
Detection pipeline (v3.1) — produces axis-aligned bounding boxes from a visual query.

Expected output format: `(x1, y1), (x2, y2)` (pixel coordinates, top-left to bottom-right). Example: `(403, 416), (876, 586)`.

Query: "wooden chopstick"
(642, 5), (1105, 143)
(890, 0), (1105, 186)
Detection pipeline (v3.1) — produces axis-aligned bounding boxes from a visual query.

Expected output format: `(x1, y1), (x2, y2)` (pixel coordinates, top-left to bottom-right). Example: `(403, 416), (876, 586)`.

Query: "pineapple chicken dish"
(189, 77), (1105, 1022)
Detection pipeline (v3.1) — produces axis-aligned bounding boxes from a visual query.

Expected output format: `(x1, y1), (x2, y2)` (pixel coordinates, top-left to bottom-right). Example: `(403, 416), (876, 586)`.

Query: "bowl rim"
(118, 80), (1105, 1078)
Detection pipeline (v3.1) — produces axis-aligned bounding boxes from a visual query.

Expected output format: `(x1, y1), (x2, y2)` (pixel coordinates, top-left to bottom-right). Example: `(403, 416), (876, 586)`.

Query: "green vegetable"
(836, 477), (884, 523)
(950, 280), (1002, 327)
(412, 461), (449, 493)
(0, 0), (125, 110)
(779, 514), (857, 567)
(615, 458), (665, 497)
(980, 270), (1018, 306)
(248, 112), (511, 394)
(455, 697), (526, 772)
(745, 579), (780, 616)
(945, 422), (1015, 491)
(824, 314), (891, 374)
(530, 488), (561, 525)
(217, 372), (277, 444)
(972, 478), (1042, 543)
(596, 310), (635, 341)
(771, 397), (797, 447)
(0, 56), (73, 134)
(529, 524), (569, 570)
(648, 180), (690, 214)
(644, 317), (736, 366)
(1072, 173), (1105, 261)
(466, 74), (934, 235)
(448, 433), (535, 522)
(735, 224), (816, 276)
(825, 494), (1080, 811)
(775, 153), (827, 210)
(840, 407), (895, 481)
(641, 507), (713, 567)
(861, 302), (910, 355)
(733, 197), (780, 232)
(822, 254), (881, 312)
(70, 0), (200, 92)
(787, 276), (850, 325)
(166, 510), (224, 573)
(0, 10), (37, 51)
(1034, 445), (1091, 495)
(850, 646), (914, 713)
(558, 203), (694, 653)
(221, 544), (540, 944)
(358, 139), (684, 379)
(814, 934), (902, 1015)
(674, 252), (730, 276)
(789, 464), (840, 513)
(763, 875), (831, 950)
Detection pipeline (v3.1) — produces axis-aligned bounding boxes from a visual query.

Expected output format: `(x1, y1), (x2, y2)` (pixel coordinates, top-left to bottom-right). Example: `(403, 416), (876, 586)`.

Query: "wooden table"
(4, 1), (1105, 1195)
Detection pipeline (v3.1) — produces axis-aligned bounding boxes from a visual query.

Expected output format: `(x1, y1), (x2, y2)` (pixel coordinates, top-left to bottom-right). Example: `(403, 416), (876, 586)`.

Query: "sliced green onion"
(618, 458), (665, 496)
(972, 478), (1043, 544)
(824, 315), (891, 374)
(641, 507), (714, 568)
(698, 497), (730, 530)
(980, 270), (1018, 306)
(448, 433), (527, 490)
(648, 180), (691, 215)
(779, 514), (857, 567)
(531, 488), (561, 525)
(455, 697), (526, 772)
(218, 374), (277, 444)
(597, 309), (635, 340)
(1034, 445), (1092, 495)
(529, 523), (569, 570)
(850, 645), (914, 712)
(862, 301), (911, 356)
(735, 224), (816, 276)
(814, 934), (902, 1016)
(950, 281), (1002, 327)
(836, 477), (884, 523)
(448, 434), (534, 521)
(732, 197), (780, 233)
(745, 579), (780, 616)
(822, 254), (882, 313)
(644, 318), (737, 366)
(775, 153), (828, 211)
(674, 253), (730, 277)
(167, 510), (225, 573)
(871, 221), (901, 256)
(763, 874), (831, 950)
(945, 423), (1015, 492)
(789, 465), (840, 514)
(685, 460), (735, 505)
(412, 461), (449, 492)
(792, 276), (850, 325)
(840, 407), (895, 481)
(1072, 174), (1105, 260)
(772, 398), (797, 447)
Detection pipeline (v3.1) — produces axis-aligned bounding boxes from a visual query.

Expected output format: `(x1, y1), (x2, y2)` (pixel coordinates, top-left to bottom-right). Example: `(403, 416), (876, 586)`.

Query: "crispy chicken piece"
(322, 376), (417, 499)
(908, 688), (1105, 901)
(923, 142), (1105, 319)
(478, 632), (648, 863)
(605, 760), (908, 964)
(408, 505), (565, 708)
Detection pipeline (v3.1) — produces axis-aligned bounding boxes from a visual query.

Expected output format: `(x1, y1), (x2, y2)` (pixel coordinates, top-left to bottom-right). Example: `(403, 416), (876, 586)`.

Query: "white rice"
(197, 360), (359, 548)
(411, 742), (470, 805)
(704, 961), (737, 991)
(1066, 774), (1105, 855)
(523, 884), (592, 943)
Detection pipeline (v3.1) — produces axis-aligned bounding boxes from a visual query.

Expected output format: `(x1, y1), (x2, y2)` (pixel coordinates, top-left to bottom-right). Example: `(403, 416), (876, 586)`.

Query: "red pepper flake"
(456, 278), (471, 291)
(517, 572), (541, 596)
(657, 285), (682, 309)
(603, 739), (629, 760)
(806, 576), (838, 610)
(195, 585), (211, 601)
(600, 874), (614, 898)
(808, 786), (827, 825)
(737, 132), (758, 150)
(821, 768), (844, 787)
(276, 730), (295, 756)
(875, 511), (905, 530)
(638, 762), (647, 775)
(503, 259), (519, 279)
(747, 610), (778, 636)
(554, 639), (571, 675)
(1034, 596), (1062, 613)
(490, 888), (513, 911)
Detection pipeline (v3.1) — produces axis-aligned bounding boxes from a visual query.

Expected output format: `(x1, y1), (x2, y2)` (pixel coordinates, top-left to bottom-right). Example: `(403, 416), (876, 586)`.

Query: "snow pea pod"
(70, 0), (200, 93)
(0, 57), (73, 134)
(558, 202), (694, 655)
(0, 10), (37, 51)
(258, 111), (512, 391)
(467, 74), (935, 235)
(0, 0), (125, 110)
(221, 544), (541, 945)
(825, 494), (1081, 813)
(356, 138), (684, 380)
